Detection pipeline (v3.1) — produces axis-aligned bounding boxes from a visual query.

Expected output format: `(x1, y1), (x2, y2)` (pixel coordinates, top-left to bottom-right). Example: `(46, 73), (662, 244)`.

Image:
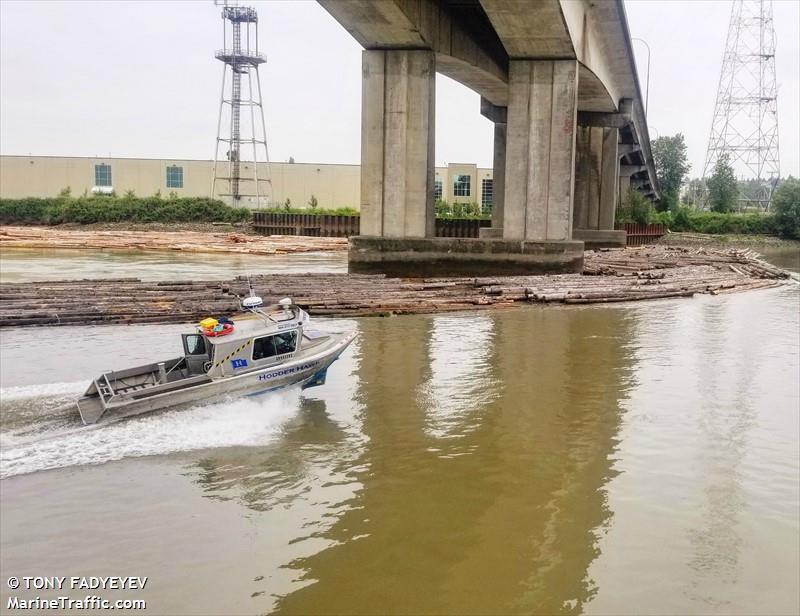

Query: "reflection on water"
(420, 314), (500, 439)
(0, 252), (798, 615)
(267, 307), (637, 615)
(583, 285), (800, 615)
(0, 247), (346, 282)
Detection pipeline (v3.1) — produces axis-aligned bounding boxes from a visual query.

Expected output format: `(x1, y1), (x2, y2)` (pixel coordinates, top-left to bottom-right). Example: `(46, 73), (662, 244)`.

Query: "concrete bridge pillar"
(479, 98), (507, 239)
(503, 60), (580, 243)
(572, 126), (625, 248)
(618, 165), (646, 205)
(618, 175), (630, 205)
(349, 55), (583, 277)
(491, 122), (507, 231)
(359, 49), (436, 238)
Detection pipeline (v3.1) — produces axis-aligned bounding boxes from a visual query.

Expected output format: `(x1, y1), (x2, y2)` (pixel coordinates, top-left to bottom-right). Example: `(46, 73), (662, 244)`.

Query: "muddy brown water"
(0, 249), (798, 615)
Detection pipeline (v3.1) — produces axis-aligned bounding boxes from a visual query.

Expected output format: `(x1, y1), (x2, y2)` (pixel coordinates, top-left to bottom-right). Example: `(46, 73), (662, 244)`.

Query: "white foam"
(0, 389), (301, 479)
(0, 381), (86, 401)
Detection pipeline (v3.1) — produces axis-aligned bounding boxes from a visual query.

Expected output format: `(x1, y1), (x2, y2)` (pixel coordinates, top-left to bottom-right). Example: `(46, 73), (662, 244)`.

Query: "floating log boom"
(0, 247), (791, 327)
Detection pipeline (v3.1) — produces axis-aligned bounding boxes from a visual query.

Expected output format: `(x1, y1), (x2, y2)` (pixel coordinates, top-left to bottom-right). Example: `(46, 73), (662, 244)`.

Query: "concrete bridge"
(319, 0), (658, 275)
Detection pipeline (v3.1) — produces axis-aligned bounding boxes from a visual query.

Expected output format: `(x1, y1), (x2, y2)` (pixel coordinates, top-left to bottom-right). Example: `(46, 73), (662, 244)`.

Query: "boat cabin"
(183, 308), (307, 378)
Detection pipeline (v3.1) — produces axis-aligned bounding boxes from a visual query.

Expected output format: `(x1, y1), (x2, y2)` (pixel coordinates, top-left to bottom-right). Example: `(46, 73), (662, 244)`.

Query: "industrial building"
(0, 155), (495, 212)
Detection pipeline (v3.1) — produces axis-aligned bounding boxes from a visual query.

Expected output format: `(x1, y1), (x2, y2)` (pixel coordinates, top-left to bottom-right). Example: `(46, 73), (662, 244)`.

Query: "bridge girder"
(319, 0), (656, 196)
(317, 0), (661, 267)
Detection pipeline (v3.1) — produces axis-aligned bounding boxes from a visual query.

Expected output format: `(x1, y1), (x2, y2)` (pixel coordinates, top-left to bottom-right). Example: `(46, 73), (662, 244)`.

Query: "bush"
(434, 200), (488, 219)
(255, 206), (360, 217)
(659, 209), (777, 235)
(671, 207), (691, 230)
(616, 189), (655, 224)
(616, 198), (785, 236)
(771, 178), (800, 239)
(0, 195), (251, 225)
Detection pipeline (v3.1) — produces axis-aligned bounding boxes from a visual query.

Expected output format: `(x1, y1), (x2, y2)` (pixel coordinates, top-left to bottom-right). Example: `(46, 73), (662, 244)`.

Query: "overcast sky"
(1, 0), (798, 179)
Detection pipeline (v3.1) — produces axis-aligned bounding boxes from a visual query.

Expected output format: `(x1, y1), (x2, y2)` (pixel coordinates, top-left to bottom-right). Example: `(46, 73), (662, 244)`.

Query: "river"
(0, 247), (347, 283)
(0, 247), (798, 615)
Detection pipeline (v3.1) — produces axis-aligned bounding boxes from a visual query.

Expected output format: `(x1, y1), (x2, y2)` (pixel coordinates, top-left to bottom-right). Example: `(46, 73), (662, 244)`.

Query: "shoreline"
(0, 225), (347, 255)
(3, 224), (798, 253)
(656, 231), (800, 249)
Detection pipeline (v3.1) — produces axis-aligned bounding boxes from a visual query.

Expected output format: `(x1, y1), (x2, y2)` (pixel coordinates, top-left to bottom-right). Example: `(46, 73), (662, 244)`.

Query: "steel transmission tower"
(212, 3), (272, 206)
(703, 0), (780, 209)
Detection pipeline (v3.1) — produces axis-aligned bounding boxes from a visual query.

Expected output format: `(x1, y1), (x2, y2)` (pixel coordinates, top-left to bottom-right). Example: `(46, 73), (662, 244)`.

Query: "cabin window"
(274, 331), (297, 355)
(252, 331), (298, 361)
(185, 334), (206, 355)
(253, 336), (275, 360)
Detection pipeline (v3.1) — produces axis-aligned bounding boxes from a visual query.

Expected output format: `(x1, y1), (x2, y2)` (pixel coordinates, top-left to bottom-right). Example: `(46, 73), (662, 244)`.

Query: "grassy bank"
(617, 180), (800, 239)
(255, 201), (492, 220)
(0, 195), (251, 225)
(618, 193), (798, 239)
(254, 206), (360, 216)
(657, 232), (800, 249)
(658, 210), (779, 235)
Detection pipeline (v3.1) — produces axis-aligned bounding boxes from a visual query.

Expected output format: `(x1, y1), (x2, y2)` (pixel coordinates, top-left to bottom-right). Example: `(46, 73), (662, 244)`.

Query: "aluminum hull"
(76, 330), (355, 425)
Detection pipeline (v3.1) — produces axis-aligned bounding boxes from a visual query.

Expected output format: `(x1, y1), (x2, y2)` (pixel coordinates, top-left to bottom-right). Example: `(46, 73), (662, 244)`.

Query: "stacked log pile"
(0, 246), (791, 327)
(0, 226), (347, 255)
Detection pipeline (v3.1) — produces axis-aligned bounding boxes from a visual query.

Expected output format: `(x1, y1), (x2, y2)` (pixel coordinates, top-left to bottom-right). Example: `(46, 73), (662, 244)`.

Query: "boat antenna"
(246, 270), (255, 299)
(241, 269), (272, 322)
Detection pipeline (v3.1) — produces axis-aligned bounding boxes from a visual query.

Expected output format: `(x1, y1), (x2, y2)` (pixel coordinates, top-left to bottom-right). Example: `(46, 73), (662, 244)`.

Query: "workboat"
(75, 294), (356, 425)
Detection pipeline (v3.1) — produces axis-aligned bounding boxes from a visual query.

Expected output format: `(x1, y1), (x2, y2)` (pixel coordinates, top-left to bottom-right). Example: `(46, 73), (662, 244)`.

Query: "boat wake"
(0, 383), (301, 479)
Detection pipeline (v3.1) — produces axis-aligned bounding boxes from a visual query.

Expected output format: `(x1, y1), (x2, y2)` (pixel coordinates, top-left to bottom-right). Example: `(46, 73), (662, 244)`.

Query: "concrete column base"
(478, 227), (504, 239)
(572, 228), (627, 249)
(349, 236), (584, 277)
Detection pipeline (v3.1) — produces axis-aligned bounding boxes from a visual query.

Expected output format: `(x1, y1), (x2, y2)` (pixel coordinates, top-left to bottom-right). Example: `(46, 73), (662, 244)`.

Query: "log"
(0, 245), (791, 327)
(0, 226), (347, 255)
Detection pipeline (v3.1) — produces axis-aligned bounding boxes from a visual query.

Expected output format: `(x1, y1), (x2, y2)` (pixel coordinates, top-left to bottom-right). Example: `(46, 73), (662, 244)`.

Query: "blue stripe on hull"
(244, 381), (298, 398)
(244, 346), (345, 398)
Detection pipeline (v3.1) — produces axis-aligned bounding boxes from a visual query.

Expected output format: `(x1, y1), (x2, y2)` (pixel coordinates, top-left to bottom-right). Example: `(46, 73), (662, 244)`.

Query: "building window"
(94, 164), (112, 187)
(166, 166), (183, 188)
(481, 178), (493, 214)
(453, 174), (471, 197)
(434, 178), (443, 201)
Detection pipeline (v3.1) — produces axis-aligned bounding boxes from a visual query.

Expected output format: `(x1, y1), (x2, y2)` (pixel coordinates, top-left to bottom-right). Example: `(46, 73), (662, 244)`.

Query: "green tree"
(308, 195), (318, 209)
(771, 177), (800, 239)
(652, 134), (690, 211)
(707, 154), (739, 213)
(682, 178), (705, 208)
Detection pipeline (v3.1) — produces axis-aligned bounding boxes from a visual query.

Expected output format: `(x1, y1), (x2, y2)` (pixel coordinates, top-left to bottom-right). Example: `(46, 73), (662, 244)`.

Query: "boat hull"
(77, 331), (356, 425)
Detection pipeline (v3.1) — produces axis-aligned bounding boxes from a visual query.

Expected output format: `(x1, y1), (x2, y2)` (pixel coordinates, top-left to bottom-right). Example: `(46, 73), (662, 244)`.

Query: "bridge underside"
(319, 0), (658, 276)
